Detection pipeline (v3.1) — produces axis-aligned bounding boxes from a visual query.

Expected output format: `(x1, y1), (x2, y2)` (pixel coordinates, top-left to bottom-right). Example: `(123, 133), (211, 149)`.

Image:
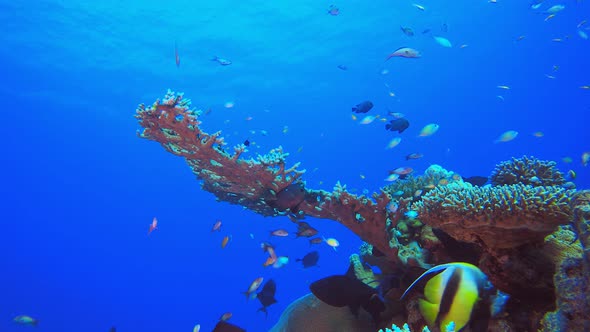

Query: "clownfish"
(401, 262), (509, 331)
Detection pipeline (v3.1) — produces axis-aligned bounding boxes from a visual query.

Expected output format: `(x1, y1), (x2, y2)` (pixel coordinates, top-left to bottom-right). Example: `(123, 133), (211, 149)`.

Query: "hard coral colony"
(136, 91), (589, 331)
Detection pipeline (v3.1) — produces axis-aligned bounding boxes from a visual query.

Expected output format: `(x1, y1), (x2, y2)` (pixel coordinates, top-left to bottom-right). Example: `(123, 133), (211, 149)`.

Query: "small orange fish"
(174, 42), (180, 67)
(263, 256), (277, 267)
(148, 217), (158, 235)
(211, 220), (222, 232)
(270, 229), (289, 237)
(414, 190), (423, 197)
(451, 174), (462, 181)
(221, 235), (231, 249)
(309, 237), (323, 246)
(424, 184), (436, 189)
(220, 312), (232, 321)
(532, 131), (544, 138)
(243, 277), (264, 299)
(438, 179), (449, 186)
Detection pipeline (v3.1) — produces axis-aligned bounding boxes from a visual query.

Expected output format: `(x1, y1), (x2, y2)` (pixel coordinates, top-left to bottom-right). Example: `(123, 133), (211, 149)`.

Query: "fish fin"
(401, 263), (455, 299)
(418, 298), (439, 326)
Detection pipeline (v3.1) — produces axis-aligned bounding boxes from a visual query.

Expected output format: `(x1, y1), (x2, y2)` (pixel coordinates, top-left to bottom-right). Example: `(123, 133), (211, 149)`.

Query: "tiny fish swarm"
(490, 155), (566, 187)
(411, 182), (574, 249)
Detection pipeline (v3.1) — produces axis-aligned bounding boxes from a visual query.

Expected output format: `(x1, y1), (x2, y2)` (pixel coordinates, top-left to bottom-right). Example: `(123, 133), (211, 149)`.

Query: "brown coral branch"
(135, 91), (399, 261)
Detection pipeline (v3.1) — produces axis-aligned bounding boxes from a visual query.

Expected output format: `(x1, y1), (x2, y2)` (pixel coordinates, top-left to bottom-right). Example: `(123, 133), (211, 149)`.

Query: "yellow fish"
(494, 130), (518, 143)
(401, 263), (508, 331)
(386, 137), (402, 149)
(418, 123), (440, 137)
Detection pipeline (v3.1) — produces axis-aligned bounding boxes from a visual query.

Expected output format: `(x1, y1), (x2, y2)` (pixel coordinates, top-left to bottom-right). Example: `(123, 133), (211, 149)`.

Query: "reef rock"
(269, 293), (374, 332)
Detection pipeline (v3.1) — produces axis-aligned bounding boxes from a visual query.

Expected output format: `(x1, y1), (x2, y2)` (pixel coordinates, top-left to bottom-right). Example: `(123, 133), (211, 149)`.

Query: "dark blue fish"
(257, 279), (277, 316)
(297, 251), (319, 268)
(352, 101), (374, 113)
(310, 275), (385, 325)
(385, 118), (409, 133)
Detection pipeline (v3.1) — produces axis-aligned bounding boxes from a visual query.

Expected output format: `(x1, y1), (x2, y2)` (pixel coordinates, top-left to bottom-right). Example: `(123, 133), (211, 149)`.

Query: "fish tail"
(257, 307), (268, 317)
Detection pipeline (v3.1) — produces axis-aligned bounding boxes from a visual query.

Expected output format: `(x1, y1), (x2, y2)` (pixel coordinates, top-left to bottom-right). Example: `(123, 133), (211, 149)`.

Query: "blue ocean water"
(0, 0), (588, 331)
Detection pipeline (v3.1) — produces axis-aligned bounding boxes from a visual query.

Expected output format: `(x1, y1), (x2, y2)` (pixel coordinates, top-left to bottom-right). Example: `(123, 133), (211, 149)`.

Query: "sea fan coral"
(490, 155), (566, 186)
(411, 182), (574, 249)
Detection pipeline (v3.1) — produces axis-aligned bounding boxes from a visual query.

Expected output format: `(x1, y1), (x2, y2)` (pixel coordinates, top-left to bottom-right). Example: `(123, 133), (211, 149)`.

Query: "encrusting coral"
(411, 182), (574, 249)
(490, 155), (566, 187)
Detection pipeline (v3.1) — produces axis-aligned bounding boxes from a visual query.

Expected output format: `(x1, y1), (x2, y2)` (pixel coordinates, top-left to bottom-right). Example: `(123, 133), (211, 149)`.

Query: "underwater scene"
(1, 0), (590, 331)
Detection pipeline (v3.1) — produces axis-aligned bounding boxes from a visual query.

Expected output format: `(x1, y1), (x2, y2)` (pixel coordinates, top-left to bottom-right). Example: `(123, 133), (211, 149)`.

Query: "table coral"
(490, 155), (566, 187)
(135, 91), (398, 260)
(411, 182), (573, 249)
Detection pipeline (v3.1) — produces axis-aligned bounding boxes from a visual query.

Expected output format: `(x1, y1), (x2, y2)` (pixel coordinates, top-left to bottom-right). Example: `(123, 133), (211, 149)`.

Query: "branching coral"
(490, 155), (566, 187)
(135, 91), (398, 260)
(411, 182), (574, 249)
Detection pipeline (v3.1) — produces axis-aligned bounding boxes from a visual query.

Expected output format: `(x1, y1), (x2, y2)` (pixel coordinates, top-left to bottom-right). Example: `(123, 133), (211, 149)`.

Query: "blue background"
(0, 0), (589, 331)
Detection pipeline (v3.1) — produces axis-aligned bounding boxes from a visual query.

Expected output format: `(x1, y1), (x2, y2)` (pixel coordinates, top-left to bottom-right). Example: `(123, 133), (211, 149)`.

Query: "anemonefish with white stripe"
(401, 262), (509, 331)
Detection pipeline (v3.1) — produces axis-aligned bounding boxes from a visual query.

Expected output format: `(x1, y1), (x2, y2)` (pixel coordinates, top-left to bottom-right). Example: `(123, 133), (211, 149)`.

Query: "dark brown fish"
(212, 321), (246, 332)
(309, 237), (323, 246)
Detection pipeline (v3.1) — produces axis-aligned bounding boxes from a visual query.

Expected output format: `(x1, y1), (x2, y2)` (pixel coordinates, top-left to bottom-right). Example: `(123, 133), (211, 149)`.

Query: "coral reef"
(135, 92), (587, 331)
(412, 182), (574, 249)
(490, 155), (566, 187)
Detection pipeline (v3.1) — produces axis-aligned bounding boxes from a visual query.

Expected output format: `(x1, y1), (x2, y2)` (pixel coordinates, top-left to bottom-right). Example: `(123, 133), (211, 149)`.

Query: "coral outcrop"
(490, 155), (566, 187)
(412, 182), (574, 249)
(540, 190), (590, 331)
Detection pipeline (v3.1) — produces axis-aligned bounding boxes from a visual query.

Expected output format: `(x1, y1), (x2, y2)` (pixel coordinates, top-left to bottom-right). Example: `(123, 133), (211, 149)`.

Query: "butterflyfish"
(401, 262), (509, 331)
